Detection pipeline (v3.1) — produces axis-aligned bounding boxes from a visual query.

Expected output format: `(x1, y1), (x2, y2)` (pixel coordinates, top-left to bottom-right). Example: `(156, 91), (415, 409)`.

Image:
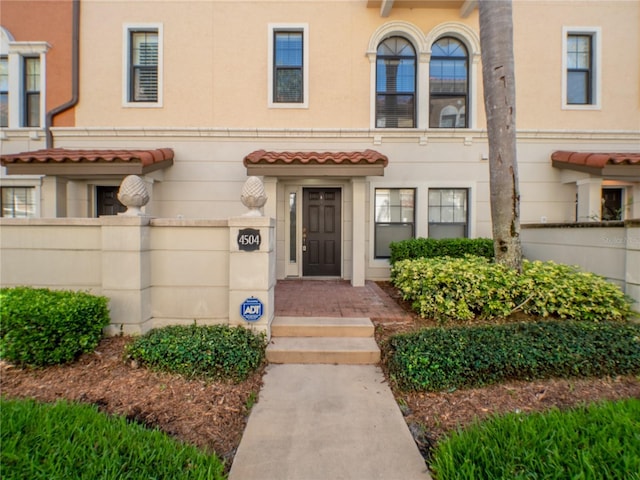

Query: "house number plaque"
(237, 228), (261, 251)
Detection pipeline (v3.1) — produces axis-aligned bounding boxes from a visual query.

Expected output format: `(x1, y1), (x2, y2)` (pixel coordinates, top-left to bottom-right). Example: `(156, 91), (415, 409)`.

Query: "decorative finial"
(241, 176), (267, 217)
(117, 175), (150, 216)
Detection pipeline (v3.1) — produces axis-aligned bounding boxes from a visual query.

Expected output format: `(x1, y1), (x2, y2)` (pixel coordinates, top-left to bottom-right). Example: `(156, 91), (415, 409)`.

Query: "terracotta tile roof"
(243, 149), (389, 167)
(1, 148), (174, 166)
(551, 151), (640, 168)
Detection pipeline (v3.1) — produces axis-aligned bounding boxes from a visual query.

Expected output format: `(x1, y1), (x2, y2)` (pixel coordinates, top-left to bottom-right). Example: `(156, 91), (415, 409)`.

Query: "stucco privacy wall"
(521, 221), (640, 314)
(0, 216), (275, 336)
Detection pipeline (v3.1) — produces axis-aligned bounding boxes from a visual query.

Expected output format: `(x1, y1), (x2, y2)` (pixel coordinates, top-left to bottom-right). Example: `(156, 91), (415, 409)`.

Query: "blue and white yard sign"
(240, 297), (263, 322)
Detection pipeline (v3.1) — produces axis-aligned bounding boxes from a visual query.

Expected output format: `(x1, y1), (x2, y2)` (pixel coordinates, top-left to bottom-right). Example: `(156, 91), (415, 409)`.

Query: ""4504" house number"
(237, 228), (261, 251)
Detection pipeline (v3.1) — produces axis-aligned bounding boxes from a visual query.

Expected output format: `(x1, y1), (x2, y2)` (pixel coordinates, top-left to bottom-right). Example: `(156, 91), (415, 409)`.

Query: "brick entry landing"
(275, 279), (411, 322)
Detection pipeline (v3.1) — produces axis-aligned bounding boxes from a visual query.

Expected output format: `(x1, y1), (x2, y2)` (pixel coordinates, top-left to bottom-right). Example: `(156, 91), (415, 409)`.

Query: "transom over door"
(303, 188), (341, 276)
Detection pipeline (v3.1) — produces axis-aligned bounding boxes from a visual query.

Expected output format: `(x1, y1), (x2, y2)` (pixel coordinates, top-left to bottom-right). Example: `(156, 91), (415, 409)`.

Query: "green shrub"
(387, 320), (640, 392)
(0, 287), (110, 367)
(430, 398), (640, 480)
(519, 260), (633, 321)
(389, 237), (494, 265)
(0, 398), (225, 480)
(126, 324), (266, 382)
(391, 257), (633, 323)
(391, 256), (519, 321)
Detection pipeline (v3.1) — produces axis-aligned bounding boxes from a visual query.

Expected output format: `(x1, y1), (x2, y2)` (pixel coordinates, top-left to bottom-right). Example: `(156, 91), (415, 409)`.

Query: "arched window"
(376, 36), (416, 128)
(429, 37), (468, 128)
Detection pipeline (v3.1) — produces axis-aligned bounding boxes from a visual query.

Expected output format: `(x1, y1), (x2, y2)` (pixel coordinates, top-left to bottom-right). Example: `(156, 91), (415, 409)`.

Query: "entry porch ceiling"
(366, 0), (477, 18)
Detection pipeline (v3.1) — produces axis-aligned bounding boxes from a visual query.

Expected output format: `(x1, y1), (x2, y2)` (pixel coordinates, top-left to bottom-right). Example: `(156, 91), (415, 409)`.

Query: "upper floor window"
(562, 27), (600, 109)
(268, 24), (308, 108)
(274, 31), (303, 103)
(0, 27), (48, 128)
(0, 56), (7, 127)
(376, 36), (416, 128)
(566, 34), (591, 105)
(123, 24), (162, 107)
(24, 57), (40, 127)
(429, 37), (468, 128)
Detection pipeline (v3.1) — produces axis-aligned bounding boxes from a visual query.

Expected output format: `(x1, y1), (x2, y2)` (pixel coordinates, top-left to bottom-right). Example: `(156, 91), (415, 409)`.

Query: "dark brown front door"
(303, 188), (341, 276)
(96, 186), (126, 216)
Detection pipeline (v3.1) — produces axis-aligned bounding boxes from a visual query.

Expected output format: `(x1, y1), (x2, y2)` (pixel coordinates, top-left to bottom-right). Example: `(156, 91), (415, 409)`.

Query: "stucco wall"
(0, 215), (275, 335)
(521, 220), (640, 313)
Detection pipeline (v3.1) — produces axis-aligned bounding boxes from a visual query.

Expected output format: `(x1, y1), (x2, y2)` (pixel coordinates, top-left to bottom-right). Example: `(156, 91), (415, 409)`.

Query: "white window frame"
(0, 178), (41, 218)
(268, 23), (309, 109)
(562, 26), (601, 110)
(122, 23), (163, 108)
(1, 26), (49, 129)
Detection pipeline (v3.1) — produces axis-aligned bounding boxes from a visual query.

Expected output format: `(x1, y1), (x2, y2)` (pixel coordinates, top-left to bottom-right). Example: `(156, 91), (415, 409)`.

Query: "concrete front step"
(267, 337), (381, 365)
(271, 316), (374, 338)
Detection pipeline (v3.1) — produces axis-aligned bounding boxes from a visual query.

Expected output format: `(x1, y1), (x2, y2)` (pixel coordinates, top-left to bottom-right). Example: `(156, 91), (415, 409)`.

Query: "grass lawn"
(430, 397), (640, 480)
(0, 397), (226, 480)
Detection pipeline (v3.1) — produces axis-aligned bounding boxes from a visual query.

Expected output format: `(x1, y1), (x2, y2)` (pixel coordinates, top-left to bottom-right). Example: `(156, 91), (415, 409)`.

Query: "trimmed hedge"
(391, 256), (633, 322)
(387, 320), (640, 392)
(0, 287), (110, 367)
(389, 237), (494, 265)
(126, 324), (266, 382)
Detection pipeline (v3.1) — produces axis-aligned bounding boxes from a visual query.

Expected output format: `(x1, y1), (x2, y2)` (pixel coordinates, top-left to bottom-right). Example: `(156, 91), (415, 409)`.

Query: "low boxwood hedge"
(0, 287), (110, 367)
(389, 237), (494, 265)
(126, 324), (266, 382)
(387, 320), (640, 392)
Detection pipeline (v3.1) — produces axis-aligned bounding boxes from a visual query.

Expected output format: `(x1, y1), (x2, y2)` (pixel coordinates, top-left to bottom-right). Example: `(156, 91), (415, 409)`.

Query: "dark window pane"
(429, 96), (466, 128)
(376, 37), (416, 128)
(0, 92), (7, 128)
(274, 31), (303, 103)
(275, 69), (303, 103)
(567, 34), (592, 105)
(26, 93), (40, 127)
(430, 37), (468, 128)
(567, 71), (588, 104)
(130, 31), (158, 102)
(376, 94), (415, 128)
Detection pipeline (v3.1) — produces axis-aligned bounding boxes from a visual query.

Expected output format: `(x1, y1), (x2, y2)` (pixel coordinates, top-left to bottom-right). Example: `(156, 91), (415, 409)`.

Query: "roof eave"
(3, 160), (173, 176)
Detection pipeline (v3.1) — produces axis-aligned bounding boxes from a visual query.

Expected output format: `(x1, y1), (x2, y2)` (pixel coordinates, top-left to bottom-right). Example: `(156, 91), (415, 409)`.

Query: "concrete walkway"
(229, 364), (432, 480)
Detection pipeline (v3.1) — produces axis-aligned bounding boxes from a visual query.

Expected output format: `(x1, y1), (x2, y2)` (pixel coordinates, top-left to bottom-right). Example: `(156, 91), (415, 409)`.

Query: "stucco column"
(41, 176), (68, 218)
(228, 216), (275, 339)
(576, 178), (602, 222)
(351, 178), (366, 287)
(100, 216), (152, 335)
(262, 177), (277, 219)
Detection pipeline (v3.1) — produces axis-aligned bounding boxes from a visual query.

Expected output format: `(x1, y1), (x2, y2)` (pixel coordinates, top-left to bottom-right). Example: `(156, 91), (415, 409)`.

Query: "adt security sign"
(241, 297), (263, 322)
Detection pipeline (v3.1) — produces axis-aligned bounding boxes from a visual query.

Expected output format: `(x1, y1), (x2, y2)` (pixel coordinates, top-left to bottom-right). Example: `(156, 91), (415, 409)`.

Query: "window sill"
(122, 102), (163, 109)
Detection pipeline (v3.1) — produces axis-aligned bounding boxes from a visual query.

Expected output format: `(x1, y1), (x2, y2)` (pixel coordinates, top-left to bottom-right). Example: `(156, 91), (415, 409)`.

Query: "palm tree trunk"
(479, 0), (523, 271)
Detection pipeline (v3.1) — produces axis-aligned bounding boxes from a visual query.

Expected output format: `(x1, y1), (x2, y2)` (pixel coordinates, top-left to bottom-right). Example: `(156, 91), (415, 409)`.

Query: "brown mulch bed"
(0, 335), (263, 469)
(2, 282), (639, 469)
